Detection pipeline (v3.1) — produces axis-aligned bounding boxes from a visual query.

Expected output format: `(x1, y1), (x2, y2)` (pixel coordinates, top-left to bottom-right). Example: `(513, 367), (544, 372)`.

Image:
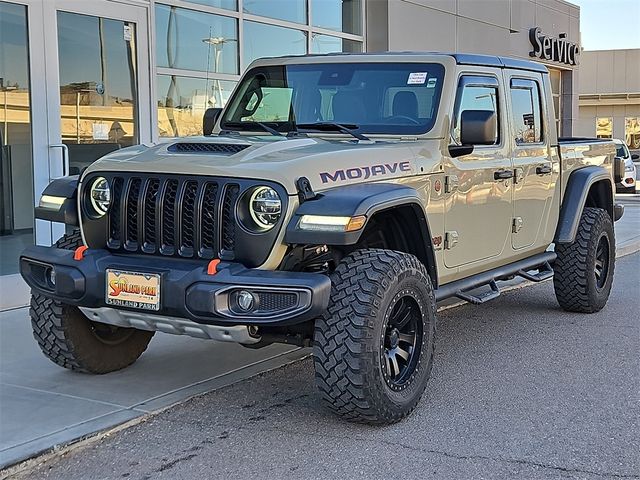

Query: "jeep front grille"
(105, 175), (240, 260)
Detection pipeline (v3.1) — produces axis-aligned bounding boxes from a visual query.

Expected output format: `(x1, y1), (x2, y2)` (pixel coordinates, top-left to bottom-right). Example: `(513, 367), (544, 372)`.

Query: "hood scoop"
(167, 142), (251, 154)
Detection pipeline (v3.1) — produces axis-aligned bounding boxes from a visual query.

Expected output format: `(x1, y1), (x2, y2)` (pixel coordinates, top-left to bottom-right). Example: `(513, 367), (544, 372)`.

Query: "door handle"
(536, 164), (552, 175)
(49, 144), (69, 177)
(494, 169), (514, 180)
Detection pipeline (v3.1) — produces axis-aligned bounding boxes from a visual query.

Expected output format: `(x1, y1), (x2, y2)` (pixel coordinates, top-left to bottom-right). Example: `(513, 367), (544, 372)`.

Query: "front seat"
(392, 91), (419, 119)
(331, 90), (366, 124)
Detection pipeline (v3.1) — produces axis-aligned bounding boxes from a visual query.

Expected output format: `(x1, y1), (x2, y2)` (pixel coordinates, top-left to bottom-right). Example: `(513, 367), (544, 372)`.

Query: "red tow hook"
(73, 245), (88, 261)
(207, 259), (221, 275)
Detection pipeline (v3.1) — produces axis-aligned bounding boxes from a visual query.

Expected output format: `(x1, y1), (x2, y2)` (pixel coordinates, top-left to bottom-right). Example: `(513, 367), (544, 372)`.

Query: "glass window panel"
(243, 0), (306, 24)
(0, 1), (34, 274)
(57, 11), (140, 178)
(183, 0), (237, 10)
(552, 95), (560, 122)
(596, 117), (613, 139)
(625, 117), (640, 149)
(452, 84), (499, 145)
(510, 81), (542, 144)
(156, 5), (238, 74)
(243, 21), (306, 68)
(312, 0), (362, 35)
(549, 68), (561, 95)
(157, 75), (236, 137)
(311, 34), (362, 54)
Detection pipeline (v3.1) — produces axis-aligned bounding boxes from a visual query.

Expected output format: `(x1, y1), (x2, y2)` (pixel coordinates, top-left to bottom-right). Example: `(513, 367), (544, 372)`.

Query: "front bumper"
(20, 246), (331, 326)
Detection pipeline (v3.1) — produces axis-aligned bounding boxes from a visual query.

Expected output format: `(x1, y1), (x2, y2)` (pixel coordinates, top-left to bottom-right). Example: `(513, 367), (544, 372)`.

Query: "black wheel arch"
(284, 183), (438, 287)
(555, 166), (614, 244)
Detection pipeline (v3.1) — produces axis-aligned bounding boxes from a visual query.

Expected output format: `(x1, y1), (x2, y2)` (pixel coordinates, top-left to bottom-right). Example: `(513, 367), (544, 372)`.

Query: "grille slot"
(179, 181), (198, 257)
(161, 180), (179, 255)
(200, 183), (219, 258)
(221, 184), (239, 255)
(124, 178), (142, 250)
(167, 143), (250, 154)
(108, 178), (124, 248)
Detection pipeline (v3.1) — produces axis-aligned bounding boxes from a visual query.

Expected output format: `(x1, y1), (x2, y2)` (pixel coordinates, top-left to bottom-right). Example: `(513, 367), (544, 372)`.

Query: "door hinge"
(514, 168), (524, 184)
(512, 217), (523, 233)
(445, 175), (459, 193)
(445, 230), (459, 249)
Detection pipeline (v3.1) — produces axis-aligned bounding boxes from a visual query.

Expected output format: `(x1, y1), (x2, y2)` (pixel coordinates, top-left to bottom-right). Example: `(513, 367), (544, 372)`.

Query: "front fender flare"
(285, 183), (425, 245)
(555, 166), (613, 244)
(35, 175), (79, 226)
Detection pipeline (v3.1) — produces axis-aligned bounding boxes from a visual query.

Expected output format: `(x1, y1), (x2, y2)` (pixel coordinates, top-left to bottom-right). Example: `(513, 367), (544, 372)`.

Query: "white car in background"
(614, 139), (638, 193)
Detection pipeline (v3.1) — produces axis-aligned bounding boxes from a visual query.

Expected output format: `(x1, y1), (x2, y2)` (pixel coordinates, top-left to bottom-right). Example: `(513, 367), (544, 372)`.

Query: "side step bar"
(435, 252), (556, 303)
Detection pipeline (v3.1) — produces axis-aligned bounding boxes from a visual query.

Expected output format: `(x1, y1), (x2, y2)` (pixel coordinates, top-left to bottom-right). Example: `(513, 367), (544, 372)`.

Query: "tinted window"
(243, 0), (306, 24)
(452, 81), (499, 145)
(615, 143), (628, 158)
(221, 63), (445, 135)
(510, 79), (542, 144)
(155, 5), (238, 74)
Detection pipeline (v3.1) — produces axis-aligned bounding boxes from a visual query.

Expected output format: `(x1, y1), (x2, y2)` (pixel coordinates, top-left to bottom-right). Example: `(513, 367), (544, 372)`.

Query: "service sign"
(106, 270), (161, 311)
(529, 27), (580, 66)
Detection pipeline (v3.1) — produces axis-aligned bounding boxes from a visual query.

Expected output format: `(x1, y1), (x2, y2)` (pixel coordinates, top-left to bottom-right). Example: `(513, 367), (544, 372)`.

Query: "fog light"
(236, 290), (255, 312)
(48, 267), (56, 287)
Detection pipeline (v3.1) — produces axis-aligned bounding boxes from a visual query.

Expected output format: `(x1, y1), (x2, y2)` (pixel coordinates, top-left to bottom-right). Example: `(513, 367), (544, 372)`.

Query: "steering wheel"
(387, 115), (421, 125)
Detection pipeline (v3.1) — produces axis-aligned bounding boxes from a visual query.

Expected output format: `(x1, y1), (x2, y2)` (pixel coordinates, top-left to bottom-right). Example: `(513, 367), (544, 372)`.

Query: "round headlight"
(89, 176), (111, 216)
(249, 186), (281, 230)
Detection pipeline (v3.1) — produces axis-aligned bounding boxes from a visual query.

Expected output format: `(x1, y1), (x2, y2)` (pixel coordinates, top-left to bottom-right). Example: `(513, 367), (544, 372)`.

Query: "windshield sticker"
(407, 72), (428, 85)
(426, 78), (437, 88)
(320, 162), (411, 184)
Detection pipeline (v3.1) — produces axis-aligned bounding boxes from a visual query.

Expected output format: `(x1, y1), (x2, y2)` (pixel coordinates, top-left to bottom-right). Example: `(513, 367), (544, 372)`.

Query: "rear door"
(443, 73), (513, 269)
(505, 73), (558, 250)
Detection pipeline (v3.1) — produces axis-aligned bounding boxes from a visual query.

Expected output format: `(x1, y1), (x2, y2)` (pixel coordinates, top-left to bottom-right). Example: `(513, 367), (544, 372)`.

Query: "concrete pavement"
(0, 200), (638, 473)
(10, 252), (639, 480)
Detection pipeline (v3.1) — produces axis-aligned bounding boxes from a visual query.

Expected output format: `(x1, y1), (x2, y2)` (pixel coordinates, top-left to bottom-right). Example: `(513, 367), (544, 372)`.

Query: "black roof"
(264, 51), (549, 74)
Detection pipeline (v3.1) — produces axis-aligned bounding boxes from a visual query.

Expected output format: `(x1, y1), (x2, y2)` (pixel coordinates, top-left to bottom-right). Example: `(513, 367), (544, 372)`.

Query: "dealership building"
(0, 0), (582, 300)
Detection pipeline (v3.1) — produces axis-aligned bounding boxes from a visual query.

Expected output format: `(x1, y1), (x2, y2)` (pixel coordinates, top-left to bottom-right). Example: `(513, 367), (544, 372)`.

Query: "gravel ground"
(10, 253), (640, 480)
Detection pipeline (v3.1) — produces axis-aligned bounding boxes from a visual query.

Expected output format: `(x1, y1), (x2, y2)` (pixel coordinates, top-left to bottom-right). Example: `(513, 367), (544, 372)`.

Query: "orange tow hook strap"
(73, 245), (88, 261)
(207, 259), (221, 275)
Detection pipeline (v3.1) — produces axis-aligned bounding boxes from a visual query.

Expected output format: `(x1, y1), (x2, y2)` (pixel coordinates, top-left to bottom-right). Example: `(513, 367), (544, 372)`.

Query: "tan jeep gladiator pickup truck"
(21, 53), (626, 424)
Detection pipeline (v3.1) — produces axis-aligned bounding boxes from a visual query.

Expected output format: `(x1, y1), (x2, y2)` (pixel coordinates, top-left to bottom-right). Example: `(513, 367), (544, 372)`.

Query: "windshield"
(615, 143), (629, 158)
(220, 62), (445, 135)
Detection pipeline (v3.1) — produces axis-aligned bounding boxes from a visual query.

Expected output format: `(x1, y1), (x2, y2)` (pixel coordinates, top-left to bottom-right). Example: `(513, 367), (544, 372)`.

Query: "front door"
(42, 0), (151, 242)
(443, 73), (513, 270)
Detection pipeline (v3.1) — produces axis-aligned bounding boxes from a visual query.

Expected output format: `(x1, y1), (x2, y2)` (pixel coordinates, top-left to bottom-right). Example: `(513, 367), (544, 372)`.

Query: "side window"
(510, 79), (542, 144)
(452, 78), (500, 145)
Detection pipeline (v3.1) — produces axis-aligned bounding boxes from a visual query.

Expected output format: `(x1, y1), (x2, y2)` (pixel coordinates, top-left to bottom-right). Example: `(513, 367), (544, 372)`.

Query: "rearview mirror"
(203, 108), (222, 136)
(460, 110), (497, 146)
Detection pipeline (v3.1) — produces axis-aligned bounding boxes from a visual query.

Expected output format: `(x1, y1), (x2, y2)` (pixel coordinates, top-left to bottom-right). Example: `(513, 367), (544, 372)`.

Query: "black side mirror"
(460, 110), (497, 146)
(632, 153), (639, 160)
(203, 108), (223, 136)
(613, 157), (625, 183)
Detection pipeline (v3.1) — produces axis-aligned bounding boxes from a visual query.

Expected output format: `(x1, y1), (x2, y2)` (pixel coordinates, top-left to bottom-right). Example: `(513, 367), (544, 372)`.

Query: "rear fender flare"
(555, 166), (613, 244)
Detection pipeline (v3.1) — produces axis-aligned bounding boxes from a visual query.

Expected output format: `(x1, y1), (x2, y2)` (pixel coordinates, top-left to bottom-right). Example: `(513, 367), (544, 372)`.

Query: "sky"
(569, 0), (640, 50)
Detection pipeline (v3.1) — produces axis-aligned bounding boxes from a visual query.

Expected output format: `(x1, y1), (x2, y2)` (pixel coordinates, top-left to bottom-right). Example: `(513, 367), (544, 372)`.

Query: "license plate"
(106, 269), (160, 311)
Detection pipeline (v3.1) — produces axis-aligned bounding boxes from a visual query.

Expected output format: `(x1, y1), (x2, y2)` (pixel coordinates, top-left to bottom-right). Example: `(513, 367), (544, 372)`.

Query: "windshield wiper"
(221, 121), (284, 137)
(296, 122), (369, 141)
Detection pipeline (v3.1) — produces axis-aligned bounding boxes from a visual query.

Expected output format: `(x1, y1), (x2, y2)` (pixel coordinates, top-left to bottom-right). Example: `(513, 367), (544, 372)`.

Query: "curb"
(617, 237), (640, 258)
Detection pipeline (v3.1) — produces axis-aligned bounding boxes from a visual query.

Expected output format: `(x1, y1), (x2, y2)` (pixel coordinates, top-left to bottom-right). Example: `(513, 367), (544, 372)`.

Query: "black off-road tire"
(30, 229), (154, 374)
(313, 249), (436, 425)
(554, 207), (615, 313)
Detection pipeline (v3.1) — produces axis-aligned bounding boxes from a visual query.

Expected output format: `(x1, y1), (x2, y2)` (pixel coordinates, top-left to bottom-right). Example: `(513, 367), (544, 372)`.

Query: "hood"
(84, 135), (440, 195)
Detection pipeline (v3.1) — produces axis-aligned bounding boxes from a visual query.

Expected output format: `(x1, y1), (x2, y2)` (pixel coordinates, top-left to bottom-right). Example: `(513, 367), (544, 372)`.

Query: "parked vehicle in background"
(21, 53), (626, 425)
(614, 139), (638, 193)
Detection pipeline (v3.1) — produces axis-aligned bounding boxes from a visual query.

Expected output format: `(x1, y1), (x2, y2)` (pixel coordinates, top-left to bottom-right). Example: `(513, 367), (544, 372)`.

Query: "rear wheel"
(554, 207), (615, 313)
(313, 249), (436, 425)
(30, 230), (154, 374)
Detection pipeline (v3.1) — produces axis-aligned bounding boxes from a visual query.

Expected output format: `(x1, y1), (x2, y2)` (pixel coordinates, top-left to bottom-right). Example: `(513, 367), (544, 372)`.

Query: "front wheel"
(30, 230), (154, 374)
(313, 249), (436, 425)
(554, 207), (615, 313)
